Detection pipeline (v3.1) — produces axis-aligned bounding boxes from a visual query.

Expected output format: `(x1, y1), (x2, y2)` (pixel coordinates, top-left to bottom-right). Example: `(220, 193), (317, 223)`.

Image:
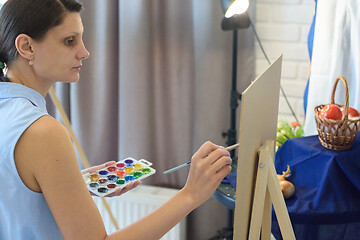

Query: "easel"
(48, 87), (119, 230)
(232, 55), (295, 239)
(248, 140), (295, 239)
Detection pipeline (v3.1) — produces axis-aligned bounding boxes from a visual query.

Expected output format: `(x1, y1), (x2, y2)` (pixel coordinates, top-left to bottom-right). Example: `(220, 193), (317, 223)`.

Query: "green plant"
(276, 120), (304, 151)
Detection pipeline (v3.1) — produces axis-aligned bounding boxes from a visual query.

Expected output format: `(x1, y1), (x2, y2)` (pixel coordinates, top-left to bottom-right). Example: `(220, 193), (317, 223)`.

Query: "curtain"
(47, 0), (255, 239)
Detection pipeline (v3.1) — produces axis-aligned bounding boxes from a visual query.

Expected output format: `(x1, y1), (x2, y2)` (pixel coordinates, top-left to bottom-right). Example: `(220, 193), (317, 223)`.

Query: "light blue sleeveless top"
(0, 82), (63, 239)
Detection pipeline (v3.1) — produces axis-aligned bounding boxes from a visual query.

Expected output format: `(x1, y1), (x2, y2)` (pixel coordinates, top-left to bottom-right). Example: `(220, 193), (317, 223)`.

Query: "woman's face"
(31, 12), (90, 84)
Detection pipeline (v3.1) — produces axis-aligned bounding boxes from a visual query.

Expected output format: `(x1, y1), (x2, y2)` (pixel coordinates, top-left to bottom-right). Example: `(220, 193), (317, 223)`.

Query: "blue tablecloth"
(223, 133), (360, 240)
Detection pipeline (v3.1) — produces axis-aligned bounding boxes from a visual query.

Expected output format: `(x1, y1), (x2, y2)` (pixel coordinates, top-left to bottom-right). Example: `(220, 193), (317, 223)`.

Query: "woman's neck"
(7, 59), (53, 97)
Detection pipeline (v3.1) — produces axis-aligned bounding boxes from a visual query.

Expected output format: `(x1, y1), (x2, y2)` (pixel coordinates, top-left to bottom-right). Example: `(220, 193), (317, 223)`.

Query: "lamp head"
(221, 0), (250, 31)
(225, 0), (249, 18)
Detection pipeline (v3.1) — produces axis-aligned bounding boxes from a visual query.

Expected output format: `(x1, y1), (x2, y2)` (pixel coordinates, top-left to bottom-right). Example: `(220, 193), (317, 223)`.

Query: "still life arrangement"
(275, 76), (360, 200)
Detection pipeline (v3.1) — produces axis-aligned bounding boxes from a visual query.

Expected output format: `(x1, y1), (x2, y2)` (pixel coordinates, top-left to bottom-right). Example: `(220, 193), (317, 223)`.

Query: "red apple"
(340, 106), (360, 118)
(319, 104), (342, 120)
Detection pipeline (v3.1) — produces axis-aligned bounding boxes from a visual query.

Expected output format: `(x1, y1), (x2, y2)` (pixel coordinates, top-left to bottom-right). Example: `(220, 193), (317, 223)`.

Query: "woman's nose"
(78, 42), (90, 60)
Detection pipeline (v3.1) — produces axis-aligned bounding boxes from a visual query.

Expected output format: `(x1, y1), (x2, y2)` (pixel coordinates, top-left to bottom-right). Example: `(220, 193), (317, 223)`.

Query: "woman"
(0, 0), (232, 239)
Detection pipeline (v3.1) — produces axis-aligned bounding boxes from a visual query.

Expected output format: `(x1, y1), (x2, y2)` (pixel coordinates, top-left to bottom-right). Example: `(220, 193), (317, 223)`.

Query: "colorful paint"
(98, 178), (108, 184)
(116, 179), (126, 185)
(142, 168), (151, 174)
(133, 172), (143, 179)
(98, 187), (108, 193)
(107, 175), (117, 181)
(116, 171), (126, 178)
(99, 170), (108, 176)
(89, 182), (99, 188)
(125, 176), (135, 182)
(89, 173), (99, 181)
(82, 158), (156, 197)
(116, 163), (125, 169)
(124, 159), (134, 165)
(107, 166), (117, 172)
(107, 184), (117, 189)
(134, 164), (143, 170)
(124, 167), (134, 174)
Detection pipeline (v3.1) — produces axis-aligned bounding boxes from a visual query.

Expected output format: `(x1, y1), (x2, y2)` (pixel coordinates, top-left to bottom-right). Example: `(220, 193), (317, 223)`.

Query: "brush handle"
(163, 143), (239, 174)
(163, 161), (191, 175)
(226, 143), (239, 151)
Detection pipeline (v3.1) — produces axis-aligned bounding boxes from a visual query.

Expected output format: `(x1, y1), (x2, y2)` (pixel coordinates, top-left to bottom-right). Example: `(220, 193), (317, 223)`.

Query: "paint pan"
(82, 157), (156, 197)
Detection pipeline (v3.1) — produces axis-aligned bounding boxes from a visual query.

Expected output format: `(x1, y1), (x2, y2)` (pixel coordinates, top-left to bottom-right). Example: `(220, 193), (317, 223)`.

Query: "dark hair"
(0, 0), (83, 82)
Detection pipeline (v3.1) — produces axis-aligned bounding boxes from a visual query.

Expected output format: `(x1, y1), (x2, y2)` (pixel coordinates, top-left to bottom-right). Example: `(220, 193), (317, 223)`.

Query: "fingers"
(190, 142), (232, 181)
(106, 180), (142, 197)
(205, 148), (230, 165)
(192, 142), (232, 174)
(192, 141), (220, 160)
(104, 161), (116, 167)
(81, 161), (117, 175)
(211, 155), (232, 172)
(212, 156), (232, 179)
(201, 155), (232, 184)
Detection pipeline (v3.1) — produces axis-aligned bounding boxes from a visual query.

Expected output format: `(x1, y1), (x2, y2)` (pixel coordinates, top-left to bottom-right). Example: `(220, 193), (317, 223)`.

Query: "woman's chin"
(63, 74), (80, 83)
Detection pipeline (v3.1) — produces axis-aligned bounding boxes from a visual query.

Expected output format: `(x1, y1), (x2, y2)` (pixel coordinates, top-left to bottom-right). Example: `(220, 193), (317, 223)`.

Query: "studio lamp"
(220, 0), (299, 160)
(220, 0), (251, 162)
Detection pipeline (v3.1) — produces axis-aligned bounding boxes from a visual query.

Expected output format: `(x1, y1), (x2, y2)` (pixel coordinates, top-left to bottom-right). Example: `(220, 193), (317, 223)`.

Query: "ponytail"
(0, 52), (9, 82)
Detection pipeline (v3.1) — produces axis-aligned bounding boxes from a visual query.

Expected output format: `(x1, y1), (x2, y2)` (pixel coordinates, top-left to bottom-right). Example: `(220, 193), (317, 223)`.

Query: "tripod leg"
(248, 145), (270, 239)
(267, 156), (295, 240)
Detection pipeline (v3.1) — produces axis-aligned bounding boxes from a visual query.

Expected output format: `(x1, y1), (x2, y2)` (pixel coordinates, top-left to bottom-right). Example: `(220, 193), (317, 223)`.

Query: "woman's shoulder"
(26, 115), (68, 138)
(15, 115), (73, 162)
(20, 115), (73, 156)
(15, 115), (76, 192)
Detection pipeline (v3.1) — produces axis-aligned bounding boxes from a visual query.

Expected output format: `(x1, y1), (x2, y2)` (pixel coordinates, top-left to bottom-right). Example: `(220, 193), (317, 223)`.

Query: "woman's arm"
(107, 141), (232, 240)
(15, 116), (231, 240)
(15, 116), (108, 239)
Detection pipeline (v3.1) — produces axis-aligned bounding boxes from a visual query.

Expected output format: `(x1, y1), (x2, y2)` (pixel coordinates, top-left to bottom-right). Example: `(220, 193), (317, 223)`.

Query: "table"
(222, 134), (360, 240)
(272, 134), (360, 240)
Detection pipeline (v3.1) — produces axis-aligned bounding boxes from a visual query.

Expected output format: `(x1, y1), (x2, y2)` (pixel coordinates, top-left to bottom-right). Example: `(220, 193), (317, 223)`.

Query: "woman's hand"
(81, 161), (141, 197)
(106, 180), (141, 197)
(182, 141), (232, 207)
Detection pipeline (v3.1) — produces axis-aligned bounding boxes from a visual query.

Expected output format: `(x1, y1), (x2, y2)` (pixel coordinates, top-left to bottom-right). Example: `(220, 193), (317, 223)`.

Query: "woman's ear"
(15, 34), (34, 61)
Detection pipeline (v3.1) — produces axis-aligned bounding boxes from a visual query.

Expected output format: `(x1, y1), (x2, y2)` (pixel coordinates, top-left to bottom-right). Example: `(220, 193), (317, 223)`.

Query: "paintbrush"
(163, 143), (239, 175)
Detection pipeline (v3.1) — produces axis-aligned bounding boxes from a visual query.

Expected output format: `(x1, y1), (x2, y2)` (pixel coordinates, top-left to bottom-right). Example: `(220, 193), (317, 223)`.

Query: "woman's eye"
(65, 37), (75, 46)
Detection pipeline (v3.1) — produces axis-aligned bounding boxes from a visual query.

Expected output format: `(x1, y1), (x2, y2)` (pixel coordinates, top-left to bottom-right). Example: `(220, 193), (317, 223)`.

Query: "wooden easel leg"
(261, 141), (275, 240)
(261, 188), (272, 240)
(267, 155), (295, 240)
(248, 145), (270, 239)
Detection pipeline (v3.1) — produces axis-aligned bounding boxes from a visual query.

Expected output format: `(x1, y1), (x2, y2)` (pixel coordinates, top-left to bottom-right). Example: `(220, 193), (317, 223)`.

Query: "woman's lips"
(72, 65), (82, 71)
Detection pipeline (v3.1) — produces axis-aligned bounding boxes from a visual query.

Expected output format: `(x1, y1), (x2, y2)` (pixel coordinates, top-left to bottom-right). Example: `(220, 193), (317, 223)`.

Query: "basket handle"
(330, 75), (349, 122)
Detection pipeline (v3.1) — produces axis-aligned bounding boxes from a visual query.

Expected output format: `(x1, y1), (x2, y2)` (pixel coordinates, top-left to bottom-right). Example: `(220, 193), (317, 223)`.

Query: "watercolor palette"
(83, 158), (156, 197)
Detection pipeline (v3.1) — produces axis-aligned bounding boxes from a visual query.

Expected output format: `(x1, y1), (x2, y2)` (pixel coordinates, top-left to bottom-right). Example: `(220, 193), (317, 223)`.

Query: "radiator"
(93, 185), (186, 240)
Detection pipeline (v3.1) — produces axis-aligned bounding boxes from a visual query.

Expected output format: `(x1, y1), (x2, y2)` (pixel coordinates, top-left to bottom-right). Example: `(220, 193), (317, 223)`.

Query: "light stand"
(210, 2), (250, 239)
(221, 11), (250, 161)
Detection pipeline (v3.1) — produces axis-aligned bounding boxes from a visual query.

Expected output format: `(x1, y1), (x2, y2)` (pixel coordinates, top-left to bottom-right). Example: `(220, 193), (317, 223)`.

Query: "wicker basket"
(314, 75), (360, 151)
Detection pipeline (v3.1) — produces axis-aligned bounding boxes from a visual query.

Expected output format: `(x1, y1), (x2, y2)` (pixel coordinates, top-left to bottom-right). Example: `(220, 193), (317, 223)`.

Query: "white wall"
(255, 0), (315, 123)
